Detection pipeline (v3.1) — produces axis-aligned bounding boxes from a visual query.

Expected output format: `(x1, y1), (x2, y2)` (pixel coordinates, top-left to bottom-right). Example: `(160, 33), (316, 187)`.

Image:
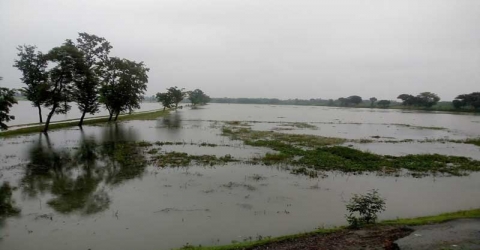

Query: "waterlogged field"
(1, 104), (480, 250)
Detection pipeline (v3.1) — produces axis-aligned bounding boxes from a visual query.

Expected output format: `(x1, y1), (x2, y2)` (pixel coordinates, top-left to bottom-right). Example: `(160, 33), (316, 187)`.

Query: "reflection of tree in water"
(159, 111), (182, 128)
(0, 182), (20, 217)
(20, 125), (147, 215)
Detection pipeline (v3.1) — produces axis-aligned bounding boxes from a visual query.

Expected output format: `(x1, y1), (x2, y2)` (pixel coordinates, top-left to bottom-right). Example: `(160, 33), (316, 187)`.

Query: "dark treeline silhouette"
(453, 92), (480, 110)
(11, 32), (149, 132)
(208, 91), (478, 112)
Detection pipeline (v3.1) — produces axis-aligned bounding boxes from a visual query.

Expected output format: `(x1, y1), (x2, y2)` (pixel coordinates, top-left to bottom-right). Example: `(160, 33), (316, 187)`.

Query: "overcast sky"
(1, 0), (479, 100)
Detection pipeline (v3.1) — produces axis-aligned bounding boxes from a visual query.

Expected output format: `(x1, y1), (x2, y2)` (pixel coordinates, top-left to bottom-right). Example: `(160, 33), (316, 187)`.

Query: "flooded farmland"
(1, 104), (480, 250)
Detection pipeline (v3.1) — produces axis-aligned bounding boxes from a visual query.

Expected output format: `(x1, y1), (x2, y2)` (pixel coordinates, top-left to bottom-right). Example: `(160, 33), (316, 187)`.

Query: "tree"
(168, 86), (186, 109)
(13, 45), (48, 123)
(188, 89), (210, 106)
(42, 40), (84, 133)
(397, 94), (416, 106)
(73, 33), (112, 126)
(416, 92), (440, 108)
(99, 57), (149, 121)
(377, 100), (391, 108)
(369, 97), (377, 107)
(0, 77), (18, 130)
(338, 97), (347, 106)
(452, 99), (464, 109)
(454, 92), (480, 110)
(156, 92), (173, 110)
(347, 95), (362, 106)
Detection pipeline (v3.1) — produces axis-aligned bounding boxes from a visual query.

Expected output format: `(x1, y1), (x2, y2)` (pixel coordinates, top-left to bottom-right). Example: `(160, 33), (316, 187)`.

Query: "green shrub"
(345, 189), (385, 228)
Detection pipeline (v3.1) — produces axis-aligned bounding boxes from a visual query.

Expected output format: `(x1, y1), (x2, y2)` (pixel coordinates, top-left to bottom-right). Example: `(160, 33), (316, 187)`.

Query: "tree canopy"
(13, 32), (149, 132)
(188, 89), (210, 106)
(453, 92), (480, 110)
(0, 78), (18, 130)
(397, 92), (440, 108)
(13, 45), (48, 123)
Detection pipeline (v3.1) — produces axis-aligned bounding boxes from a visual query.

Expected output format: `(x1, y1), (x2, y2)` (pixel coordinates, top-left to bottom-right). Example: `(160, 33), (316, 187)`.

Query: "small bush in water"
(345, 189), (386, 228)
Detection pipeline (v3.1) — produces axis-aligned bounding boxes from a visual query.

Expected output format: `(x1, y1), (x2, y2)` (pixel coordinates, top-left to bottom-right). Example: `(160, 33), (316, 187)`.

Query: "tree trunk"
(108, 110), (114, 122)
(37, 105), (43, 124)
(78, 110), (87, 127)
(43, 106), (57, 133)
(114, 111), (120, 121)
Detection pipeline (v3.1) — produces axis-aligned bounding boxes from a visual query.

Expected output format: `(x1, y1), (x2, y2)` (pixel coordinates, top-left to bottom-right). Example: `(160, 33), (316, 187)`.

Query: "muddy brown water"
(1, 104), (480, 250)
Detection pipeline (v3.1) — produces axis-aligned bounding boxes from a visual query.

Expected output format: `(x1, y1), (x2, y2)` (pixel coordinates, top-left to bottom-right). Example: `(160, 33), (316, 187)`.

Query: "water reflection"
(159, 111), (182, 128)
(20, 126), (148, 215)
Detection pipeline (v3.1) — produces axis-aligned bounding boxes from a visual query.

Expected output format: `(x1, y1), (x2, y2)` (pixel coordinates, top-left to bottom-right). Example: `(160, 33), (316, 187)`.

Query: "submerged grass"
(153, 152), (237, 167)
(222, 126), (480, 176)
(0, 109), (169, 137)
(176, 209), (480, 250)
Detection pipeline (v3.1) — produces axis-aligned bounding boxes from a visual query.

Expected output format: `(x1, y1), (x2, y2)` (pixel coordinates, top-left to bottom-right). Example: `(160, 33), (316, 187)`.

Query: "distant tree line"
(9, 32), (149, 132)
(208, 91), (478, 111)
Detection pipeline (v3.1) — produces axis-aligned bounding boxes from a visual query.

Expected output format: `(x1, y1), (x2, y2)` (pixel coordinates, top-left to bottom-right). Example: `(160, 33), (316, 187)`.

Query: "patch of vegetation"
(221, 126), (480, 176)
(225, 121), (250, 126)
(222, 126), (345, 148)
(465, 138), (480, 147)
(277, 122), (317, 129)
(137, 141), (153, 147)
(381, 208), (480, 226)
(221, 182), (256, 191)
(290, 167), (318, 178)
(153, 152), (237, 167)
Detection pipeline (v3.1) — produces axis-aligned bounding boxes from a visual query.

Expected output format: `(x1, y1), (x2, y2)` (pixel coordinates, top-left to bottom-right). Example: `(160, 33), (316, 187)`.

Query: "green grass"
(381, 209), (480, 226)
(175, 209), (480, 250)
(0, 109), (169, 137)
(465, 138), (480, 147)
(177, 228), (339, 250)
(221, 126), (480, 176)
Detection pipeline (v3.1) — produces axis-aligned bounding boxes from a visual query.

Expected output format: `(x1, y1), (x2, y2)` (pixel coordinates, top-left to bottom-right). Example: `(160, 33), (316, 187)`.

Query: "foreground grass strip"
(176, 209), (480, 250)
(381, 209), (480, 226)
(0, 109), (169, 137)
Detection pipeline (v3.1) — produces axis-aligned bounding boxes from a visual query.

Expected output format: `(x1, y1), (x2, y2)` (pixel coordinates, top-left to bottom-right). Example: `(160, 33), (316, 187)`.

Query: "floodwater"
(1, 104), (480, 250)
(6, 101), (162, 126)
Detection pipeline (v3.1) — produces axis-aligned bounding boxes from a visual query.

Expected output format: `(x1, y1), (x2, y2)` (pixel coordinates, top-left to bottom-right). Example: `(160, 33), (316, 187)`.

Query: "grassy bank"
(177, 208), (480, 250)
(0, 109), (169, 137)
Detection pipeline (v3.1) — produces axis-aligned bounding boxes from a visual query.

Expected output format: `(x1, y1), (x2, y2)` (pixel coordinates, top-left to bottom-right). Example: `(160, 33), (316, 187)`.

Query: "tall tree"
(188, 89), (210, 106)
(42, 40), (84, 133)
(100, 58), (149, 121)
(0, 77), (18, 131)
(13, 45), (48, 123)
(416, 92), (440, 108)
(156, 92), (173, 110)
(347, 95), (363, 106)
(168, 86), (186, 109)
(397, 94), (416, 106)
(73, 33), (112, 126)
